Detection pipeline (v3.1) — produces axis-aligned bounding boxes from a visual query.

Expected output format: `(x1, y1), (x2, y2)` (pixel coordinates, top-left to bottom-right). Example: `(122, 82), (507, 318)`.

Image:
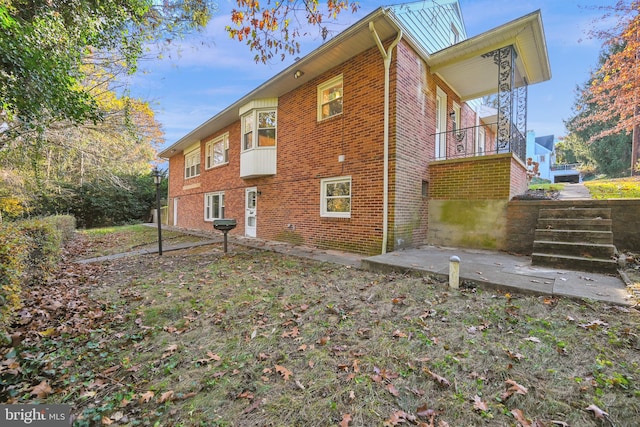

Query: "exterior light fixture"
(153, 167), (163, 256)
(294, 70), (304, 79)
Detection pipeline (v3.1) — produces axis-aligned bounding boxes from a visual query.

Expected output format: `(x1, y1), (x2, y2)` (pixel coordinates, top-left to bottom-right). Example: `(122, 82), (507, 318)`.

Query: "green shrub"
(0, 222), (27, 341)
(0, 215), (76, 340)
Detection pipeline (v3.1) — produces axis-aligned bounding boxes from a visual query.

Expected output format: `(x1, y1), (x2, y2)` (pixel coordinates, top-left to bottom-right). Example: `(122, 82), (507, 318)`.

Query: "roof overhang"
(159, 7), (551, 158)
(427, 10), (551, 102)
(159, 8), (399, 158)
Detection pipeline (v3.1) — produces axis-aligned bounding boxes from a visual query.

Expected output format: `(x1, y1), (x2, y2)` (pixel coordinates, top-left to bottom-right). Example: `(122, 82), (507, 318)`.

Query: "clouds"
(128, 0), (610, 148)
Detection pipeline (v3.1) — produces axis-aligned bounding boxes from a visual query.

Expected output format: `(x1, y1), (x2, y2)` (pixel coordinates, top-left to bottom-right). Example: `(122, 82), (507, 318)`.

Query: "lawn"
(2, 226), (639, 426)
(584, 176), (640, 199)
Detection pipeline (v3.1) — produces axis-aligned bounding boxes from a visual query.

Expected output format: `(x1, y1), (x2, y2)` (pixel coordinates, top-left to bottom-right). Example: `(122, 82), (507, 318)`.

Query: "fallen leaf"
(579, 320), (609, 330)
(138, 390), (155, 403)
(162, 344), (178, 358)
(423, 368), (451, 387)
(339, 413), (352, 427)
(102, 416), (113, 425)
(392, 329), (407, 338)
(511, 408), (531, 427)
(237, 390), (254, 400)
(386, 383), (400, 396)
(30, 380), (52, 398)
(416, 404), (436, 417)
(505, 349), (525, 361)
(473, 395), (488, 412)
(524, 337), (541, 343)
(501, 379), (528, 400)
(585, 404), (609, 420)
(159, 390), (174, 403)
(275, 364), (292, 381)
(282, 326), (300, 338)
(242, 398), (263, 414)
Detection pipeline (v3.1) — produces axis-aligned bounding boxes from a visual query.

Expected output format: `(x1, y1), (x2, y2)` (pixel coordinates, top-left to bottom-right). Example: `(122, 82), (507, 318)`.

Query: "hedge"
(0, 215), (76, 342)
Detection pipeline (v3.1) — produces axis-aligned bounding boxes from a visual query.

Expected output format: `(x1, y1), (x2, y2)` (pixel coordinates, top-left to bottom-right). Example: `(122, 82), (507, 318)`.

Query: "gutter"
(369, 21), (402, 255)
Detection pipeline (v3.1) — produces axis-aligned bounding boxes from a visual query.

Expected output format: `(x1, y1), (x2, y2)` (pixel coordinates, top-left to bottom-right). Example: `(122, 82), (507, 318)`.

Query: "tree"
(574, 1), (640, 174)
(0, 0), (213, 146)
(226, 0), (360, 63)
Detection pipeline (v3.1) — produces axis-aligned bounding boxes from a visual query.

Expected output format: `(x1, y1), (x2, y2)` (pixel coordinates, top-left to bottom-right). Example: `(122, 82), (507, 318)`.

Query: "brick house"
(159, 0), (551, 255)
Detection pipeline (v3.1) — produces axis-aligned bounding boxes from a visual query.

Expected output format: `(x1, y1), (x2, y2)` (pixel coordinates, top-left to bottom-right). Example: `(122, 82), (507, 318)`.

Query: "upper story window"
(317, 75), (343, 121)
(242, 109), (276, 150)
(320, 176), (351, 218)
(206, 133), (229, 169)
(184, 147), (200, 179)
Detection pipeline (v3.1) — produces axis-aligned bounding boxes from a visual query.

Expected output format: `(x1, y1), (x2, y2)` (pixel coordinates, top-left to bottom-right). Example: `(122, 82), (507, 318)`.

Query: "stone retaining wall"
(506, 199), (640, 254)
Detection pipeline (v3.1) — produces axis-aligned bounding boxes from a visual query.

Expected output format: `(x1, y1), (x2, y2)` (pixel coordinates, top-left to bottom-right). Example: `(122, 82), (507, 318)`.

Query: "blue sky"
(128, 0), (616, 152)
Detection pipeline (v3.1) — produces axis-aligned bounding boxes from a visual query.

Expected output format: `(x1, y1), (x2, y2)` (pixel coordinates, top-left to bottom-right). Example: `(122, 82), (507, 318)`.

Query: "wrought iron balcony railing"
(431, 123), (526, 163)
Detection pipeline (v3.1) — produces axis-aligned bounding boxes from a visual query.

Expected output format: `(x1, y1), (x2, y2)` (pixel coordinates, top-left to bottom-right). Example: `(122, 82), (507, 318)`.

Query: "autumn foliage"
(227, 0), (360, 63)
(579, 1), (639, 139)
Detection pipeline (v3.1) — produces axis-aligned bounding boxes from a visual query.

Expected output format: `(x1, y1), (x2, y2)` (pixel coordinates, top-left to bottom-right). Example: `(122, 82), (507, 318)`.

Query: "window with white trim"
(242, 109), (276, 151)
(317, 75), (343, 121)
(450, 24), (460, 45)
(184, 148), (200, 179)
(204, 192), (224, 221)
(320, 176), (351, 218)
(206, 133), (229, 169)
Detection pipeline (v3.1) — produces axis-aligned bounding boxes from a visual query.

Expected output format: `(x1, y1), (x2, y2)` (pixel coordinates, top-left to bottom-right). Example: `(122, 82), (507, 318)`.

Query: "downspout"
(369, 21), (402, 254)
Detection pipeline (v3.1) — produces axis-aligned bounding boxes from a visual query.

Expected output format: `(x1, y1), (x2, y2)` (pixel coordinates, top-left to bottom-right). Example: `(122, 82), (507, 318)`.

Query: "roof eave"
(159, 7), (396, 158)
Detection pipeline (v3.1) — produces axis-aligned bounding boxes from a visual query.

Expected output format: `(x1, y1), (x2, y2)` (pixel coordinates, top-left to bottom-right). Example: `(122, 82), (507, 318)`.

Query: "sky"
(128, 0), (617, 152)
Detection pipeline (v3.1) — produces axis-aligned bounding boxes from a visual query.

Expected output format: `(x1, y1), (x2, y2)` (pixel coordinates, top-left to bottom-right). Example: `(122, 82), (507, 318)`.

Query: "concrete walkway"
(76, 225), (636, 307)
(557, 182), (592, 200)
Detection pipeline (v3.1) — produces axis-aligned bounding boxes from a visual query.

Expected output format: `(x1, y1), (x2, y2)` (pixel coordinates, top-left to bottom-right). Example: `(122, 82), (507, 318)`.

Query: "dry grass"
(5, 228), (640, 426)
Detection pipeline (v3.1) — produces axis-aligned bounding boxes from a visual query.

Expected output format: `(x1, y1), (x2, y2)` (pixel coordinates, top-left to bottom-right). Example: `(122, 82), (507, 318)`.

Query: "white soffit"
(428, 10), (551, 102)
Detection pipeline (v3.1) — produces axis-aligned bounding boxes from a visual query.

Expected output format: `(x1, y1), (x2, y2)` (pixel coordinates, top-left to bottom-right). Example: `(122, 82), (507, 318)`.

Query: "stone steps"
(532, 207), (618, 273)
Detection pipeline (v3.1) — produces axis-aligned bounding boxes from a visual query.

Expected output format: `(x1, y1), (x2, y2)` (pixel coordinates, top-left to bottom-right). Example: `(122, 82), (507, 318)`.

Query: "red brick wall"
(166, 37), (494, 255)
(392, 42), (431, 248)
(166, 45), (389, 255)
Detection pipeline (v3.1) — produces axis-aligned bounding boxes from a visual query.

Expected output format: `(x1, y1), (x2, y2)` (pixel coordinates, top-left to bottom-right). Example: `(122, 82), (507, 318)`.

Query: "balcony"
(240, 147), (277, 179)
(431, 123), (526, 163)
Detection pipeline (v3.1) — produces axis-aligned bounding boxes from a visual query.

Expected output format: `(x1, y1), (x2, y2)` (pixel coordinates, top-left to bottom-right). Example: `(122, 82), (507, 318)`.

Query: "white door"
(435, 87), (447, 159)
(245, 187), (257, 237)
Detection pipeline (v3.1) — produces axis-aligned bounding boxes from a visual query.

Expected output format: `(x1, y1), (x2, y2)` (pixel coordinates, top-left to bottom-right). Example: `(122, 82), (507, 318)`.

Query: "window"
(184, 148), (200, 179)
(205, 192), (224, 221)
(206, 133), (229, 169)
(242, 109), (276, 150)
(321, 176), (351, 218)
(452, 102), (461, 131)
(317, 75), (343, 121)
(450, 24), (460, 45)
